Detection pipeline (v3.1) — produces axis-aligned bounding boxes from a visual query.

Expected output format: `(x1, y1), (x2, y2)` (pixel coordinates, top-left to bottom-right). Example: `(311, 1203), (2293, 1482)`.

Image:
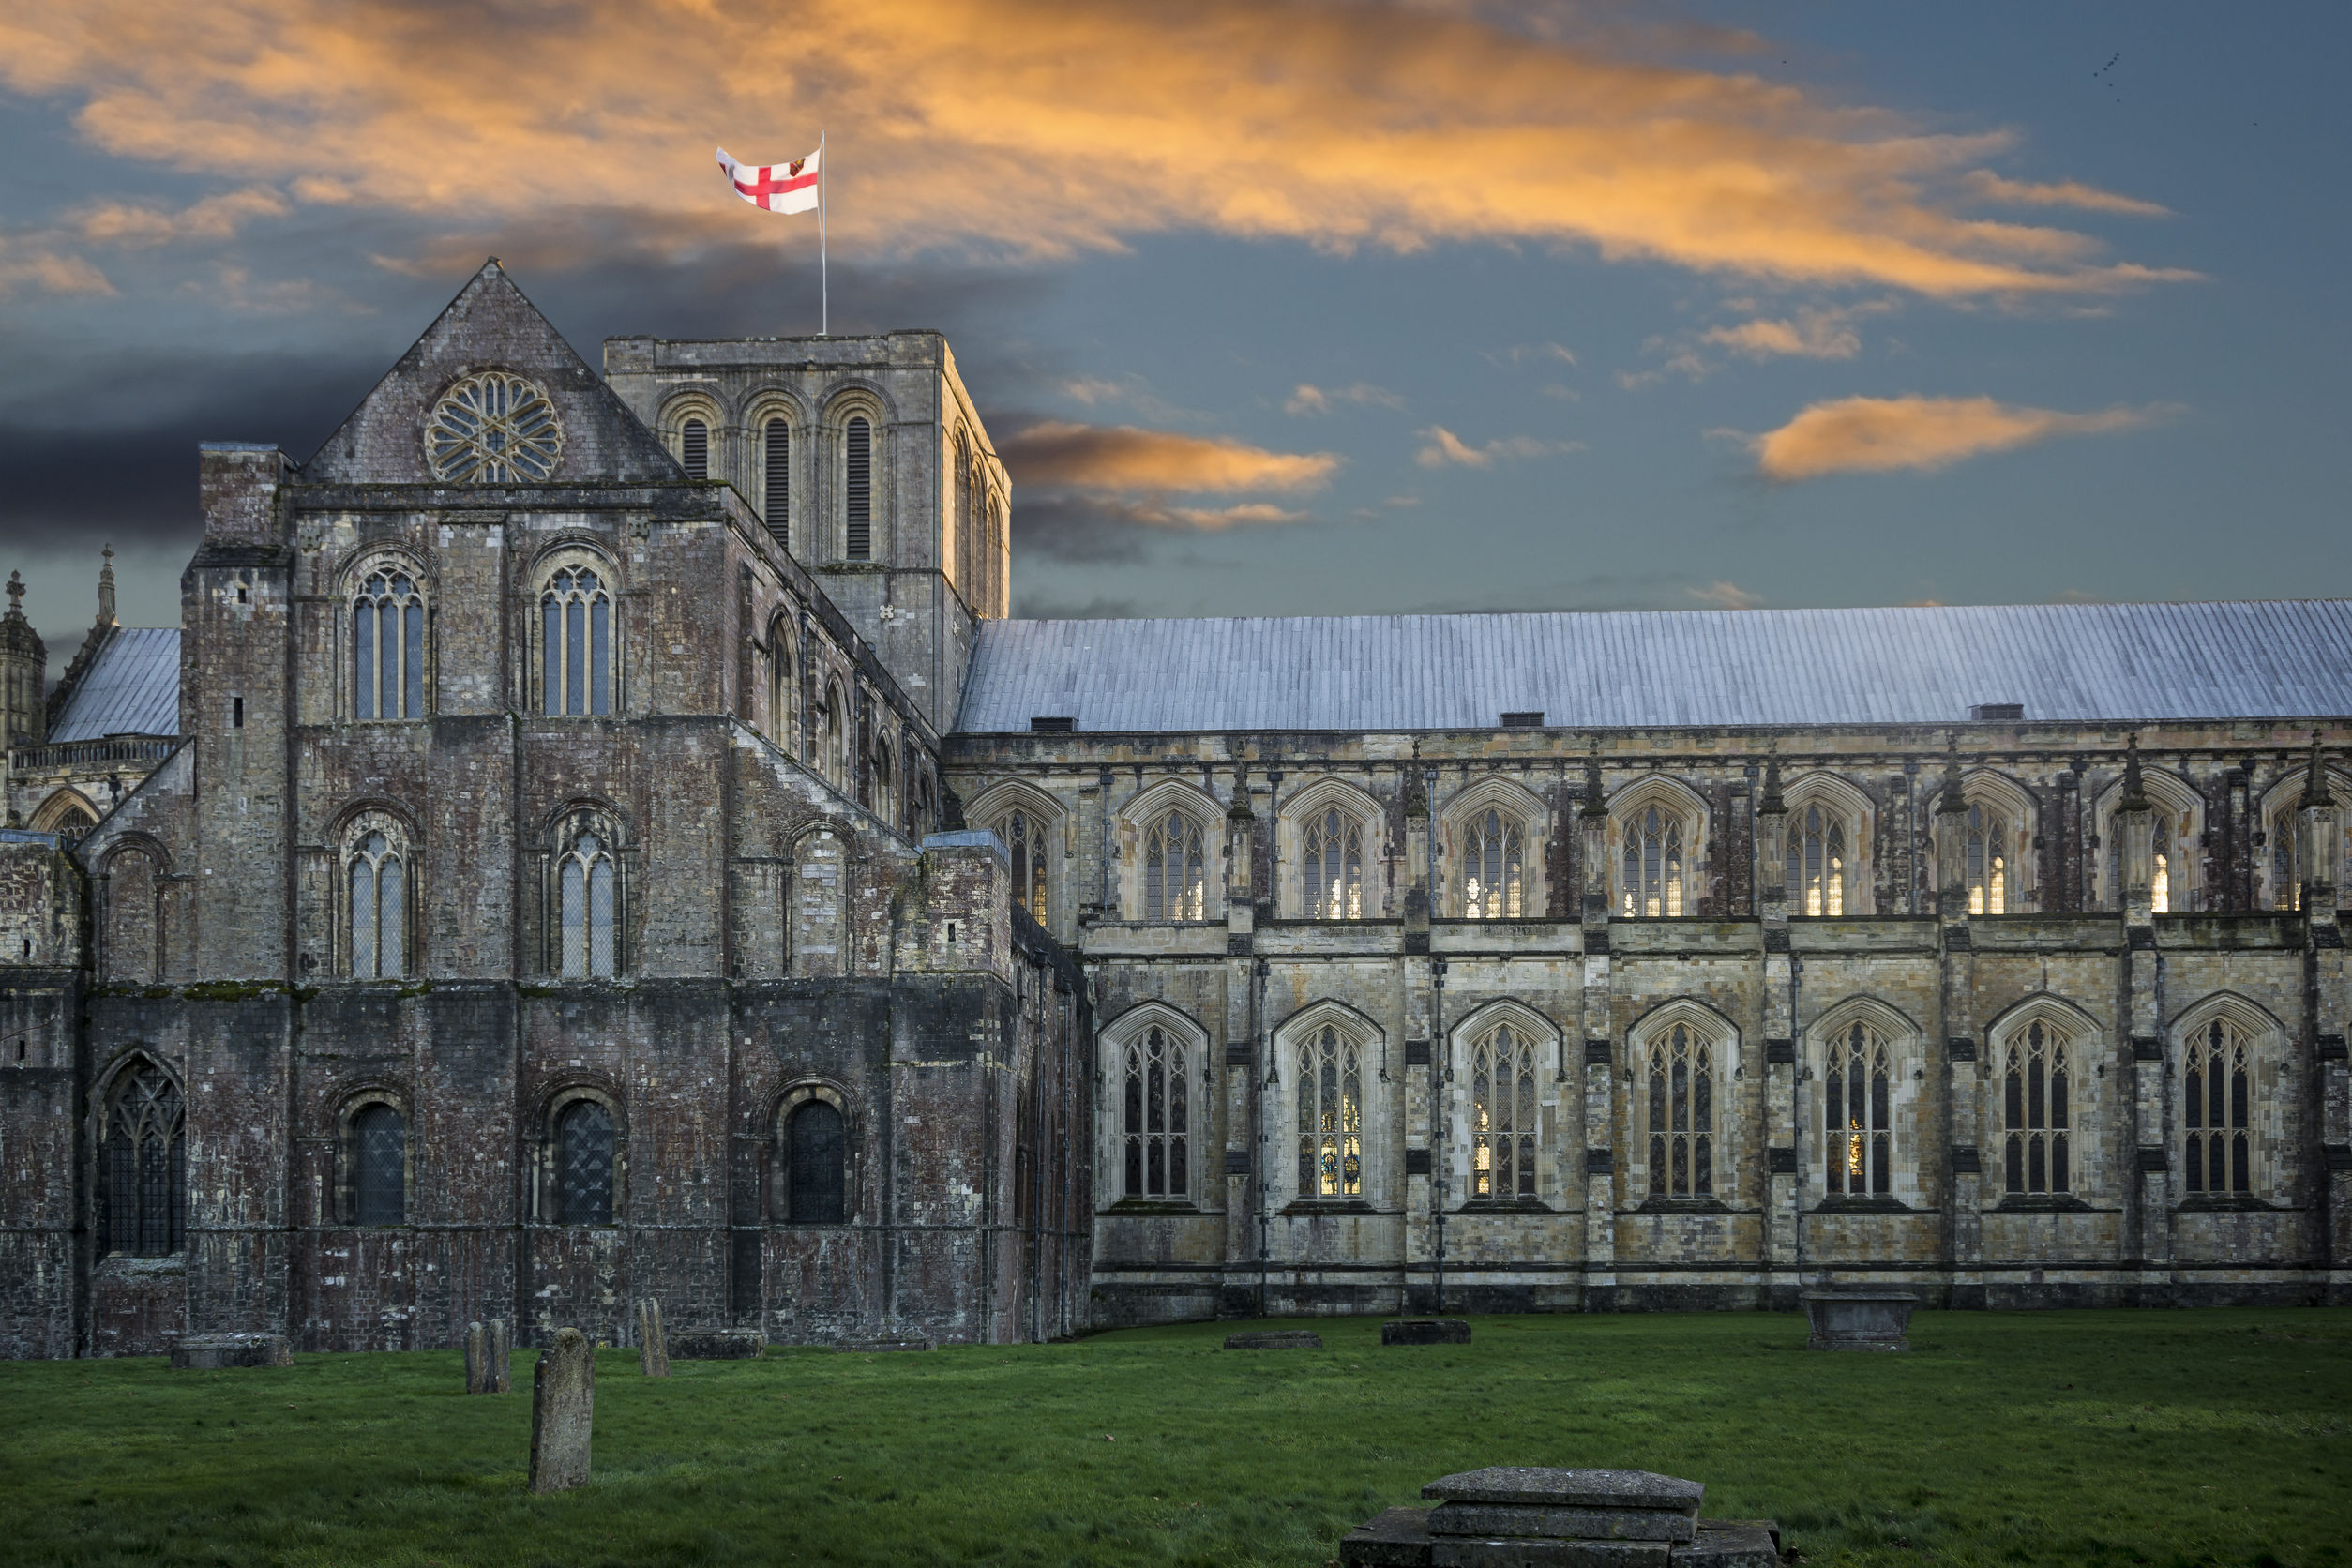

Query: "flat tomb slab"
(1430, 1505), (1695, 1543)
(1676, 1522), (1780, 1568)
(1421, 1469), (1703, 1515)
(1226, 1330), (1324, 1349)
(669, 1330), (765, 1360)
(836, 1337), (936, 1353)
(1383, 1318), (1472, 1346)
(1429, 1539), (1671, 1567)
(171, 1334), (292, 1370)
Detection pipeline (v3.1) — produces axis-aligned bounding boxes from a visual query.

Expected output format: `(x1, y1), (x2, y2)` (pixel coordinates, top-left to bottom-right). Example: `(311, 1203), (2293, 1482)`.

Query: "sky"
(0, 0), (2346, 652)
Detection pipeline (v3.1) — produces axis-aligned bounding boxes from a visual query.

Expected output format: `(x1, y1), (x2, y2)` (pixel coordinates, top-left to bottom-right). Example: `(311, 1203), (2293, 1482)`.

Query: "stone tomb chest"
(1341, 1466), (1779, 1567)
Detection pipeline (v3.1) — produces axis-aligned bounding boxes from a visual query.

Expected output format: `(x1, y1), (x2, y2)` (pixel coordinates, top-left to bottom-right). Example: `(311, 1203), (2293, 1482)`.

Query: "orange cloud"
(0, 0), (2190, 296)
(1688, 580), (1763, 610)
(1701, 306), (1867, 360)
(1750, 394), (2168, 481)
(1965, 171), (2170, 218)
(1000, 421), (1337, 493)
(1286, 382), (1404, 415)
(0, 229), (111, 296)
(74, 187), (289, 248)
(1415, 426), (1576, 468)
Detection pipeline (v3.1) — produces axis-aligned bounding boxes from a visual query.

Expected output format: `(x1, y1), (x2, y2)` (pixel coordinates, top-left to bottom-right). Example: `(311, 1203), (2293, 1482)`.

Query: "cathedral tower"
(0, 572), (44, 753)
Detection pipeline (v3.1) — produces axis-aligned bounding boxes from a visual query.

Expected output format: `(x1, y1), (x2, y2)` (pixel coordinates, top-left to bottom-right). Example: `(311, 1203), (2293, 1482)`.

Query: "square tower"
(602, 332), (1007, 731)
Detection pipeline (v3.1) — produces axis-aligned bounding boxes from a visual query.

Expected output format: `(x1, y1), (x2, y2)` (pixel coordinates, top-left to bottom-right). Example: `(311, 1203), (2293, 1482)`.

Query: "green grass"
(2, 1310), (2347, 1567)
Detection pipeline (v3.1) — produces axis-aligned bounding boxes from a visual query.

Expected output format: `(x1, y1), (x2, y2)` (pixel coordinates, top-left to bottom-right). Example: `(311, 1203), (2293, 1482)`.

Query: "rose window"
(424, 371), (564, 482)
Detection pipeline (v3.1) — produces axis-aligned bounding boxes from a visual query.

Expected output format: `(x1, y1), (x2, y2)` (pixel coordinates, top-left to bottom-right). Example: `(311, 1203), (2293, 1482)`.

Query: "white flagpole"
(819, 129), (829, 336)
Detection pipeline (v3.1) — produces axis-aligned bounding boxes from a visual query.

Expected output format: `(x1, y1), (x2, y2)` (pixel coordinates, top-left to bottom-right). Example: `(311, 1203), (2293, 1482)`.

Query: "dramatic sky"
(2, 0), (2346, 648)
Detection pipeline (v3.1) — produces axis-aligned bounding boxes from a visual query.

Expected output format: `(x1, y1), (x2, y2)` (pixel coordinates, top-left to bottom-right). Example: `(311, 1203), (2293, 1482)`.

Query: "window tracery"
(424, 370), (562, 482)
(554, 1098), (614, 1225)
(1000, 808), (1049, 924)
(1142, 809), (1206, 921)
(1303, 807), (1364, 919)
(353, 1103), (406, 1225)
(1470, 1023), (1536, 1199)
(1123, 1025), (1188, 1199)
(1787, 804), (1847, 916)
(99, 1063), (184, 1258)
(2002, 1019), (2071, 1195)
(1622, 805), (1685, 917)
(2185, 1018), (2254, 1196)
(352, 566), (425, 719)
(347, 825), (407, 979)
(1646, 1022), (1712, 1199)
(1965, 803), (2009, 914)
(1297, 1024), (1363, 1199)
(556, 828), (617, 979)
(540, 564), (612, 716)
(1460, 807), (1524, 919)
(1825, 1021), (1893, 1197)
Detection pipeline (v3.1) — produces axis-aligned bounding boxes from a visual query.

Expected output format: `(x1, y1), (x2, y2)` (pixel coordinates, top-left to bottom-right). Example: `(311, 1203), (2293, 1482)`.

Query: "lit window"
(2185, 1019), (2254, 1196)
(1647, 1023), (1712, 1199)
(1787, 804), (1846, 916)
(1461, 807), (1524, 919)
(1965, 803), (2008, 914)
(348, 828), (406, 979)
(352, 569), (425, 719)
(1123, 1026), (1188, 1199)
(1825, 1022), (1893, 1197)
(2150, 811), (2172, 914)
(1622, 806), (1684, 917)
(1304, 807), (1364, 919)
(2003, 1020), (2071, 1195)
(1297, 1025), (1362, 1199)
(557, 831), (617, 979)
(540, 565), (612, 716)
(1002, 809), (1049, 923)
(1471, 1024), (1536, 1199)
(1143, 810), (1206, 920)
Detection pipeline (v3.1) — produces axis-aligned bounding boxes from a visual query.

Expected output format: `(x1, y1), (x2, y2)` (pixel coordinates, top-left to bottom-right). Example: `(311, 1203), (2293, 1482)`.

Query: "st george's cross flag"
(716, 146), (821, 213)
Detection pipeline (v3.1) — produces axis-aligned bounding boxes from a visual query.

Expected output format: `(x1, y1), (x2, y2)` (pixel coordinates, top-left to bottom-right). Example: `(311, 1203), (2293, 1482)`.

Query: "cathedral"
(2, 261), (2347, 1360)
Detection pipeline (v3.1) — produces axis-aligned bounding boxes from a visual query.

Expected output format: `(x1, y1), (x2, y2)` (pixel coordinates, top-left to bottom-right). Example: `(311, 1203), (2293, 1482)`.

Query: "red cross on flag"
(716, 146), (821, 213)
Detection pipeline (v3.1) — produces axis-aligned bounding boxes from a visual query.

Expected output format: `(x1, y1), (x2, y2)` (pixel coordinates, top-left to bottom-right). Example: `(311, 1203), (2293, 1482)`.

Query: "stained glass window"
(1471, 1024), (1537, 1199)
(1297, 1026), (1363, 1199)
(1304, 807), (1364, 919)
(1646, 1023), (1712, 1199)
(1825, 1022), (1892, 1197)
(1143, 811), (1206, 920)
(1461, 807), (1524, 919)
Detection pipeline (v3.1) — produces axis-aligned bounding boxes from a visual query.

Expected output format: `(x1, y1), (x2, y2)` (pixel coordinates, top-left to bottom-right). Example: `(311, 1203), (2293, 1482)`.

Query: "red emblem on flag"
(788, 158), (806, 177)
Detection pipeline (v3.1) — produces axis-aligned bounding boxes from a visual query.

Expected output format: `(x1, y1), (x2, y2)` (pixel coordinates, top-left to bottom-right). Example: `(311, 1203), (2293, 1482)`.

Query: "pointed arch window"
(352, 568), (425, 719)
(1825, 1022), (1892, 1197)
(769, 617), (797, 754)
(557, 830), (617, 979)
(1298, 1025), (1363, 1199)
(100, 1064), (184, 1258)
(2185, 1018), (2254, 1195)
(1622, 806), (1684, 917)
(1787, 805), (1847, 916)
(1461, 807), (1524, 919)
(786, 1100), (846, 1222)
(347, 828), (407, 979)
(353, 1103), (406, 1225)
(1304, 807), (1364, 919)
(540, 565), (612, 716)
(554, 1099), (614, 1225)
(680, 416), (710, 481)
(1002, 809), (1049, 923)
(2268, 807), (2301, 912)
(844, 415), (873, 559)
(1965, 804), (2009, 914)
(1123, 1025), (1188, 1199)
(1143, 810), (1206, 920)
(1646, 1023), (1712, 1199)
(2003, 1020), (2071, 1194)
(762, 417), (790, 534)
(1470, 1023), (1537, 1199)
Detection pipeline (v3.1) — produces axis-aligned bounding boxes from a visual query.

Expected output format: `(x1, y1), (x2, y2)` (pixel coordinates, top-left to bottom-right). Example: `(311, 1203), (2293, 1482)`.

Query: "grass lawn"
(1, 1309), (2346, 1567)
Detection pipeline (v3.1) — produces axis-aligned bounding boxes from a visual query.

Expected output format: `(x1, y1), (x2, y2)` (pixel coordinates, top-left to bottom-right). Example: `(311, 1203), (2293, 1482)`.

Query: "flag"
(716, 146), (821, 214)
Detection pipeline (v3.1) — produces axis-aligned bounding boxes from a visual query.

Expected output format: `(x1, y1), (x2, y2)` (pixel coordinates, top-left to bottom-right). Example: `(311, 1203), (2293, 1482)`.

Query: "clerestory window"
(1142, 810), (1206, 921)
(1001, 809), (1050, 925)
(540, 565), (612, 716)
(1622, 806), (1685, 917)
(1460, 807), (1524, 919)
(347, 828), (407, 979)
(1965, 803), (2009, 914)
(352, 568), (425, 719)
(1303, 807), (1364, 919)
(1787, 804), (1847, 916)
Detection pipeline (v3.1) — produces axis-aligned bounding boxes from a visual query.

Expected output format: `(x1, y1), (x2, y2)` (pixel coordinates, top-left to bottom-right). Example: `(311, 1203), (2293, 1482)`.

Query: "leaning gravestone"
(1340, 1466), (1779, 1567)
(1225, 1330), (1323, 1349)
(486, 1319), (512, 1392)
(465, 1322), (490, 1393)
(529, 1328), (595, 1494)
(1381, 1319), (1471, 1347)
(1801, 1289), (1919, 1351)
(670, 1328), (764, 1360)
(637, 1299), (670, 1378)
(171, 1333), (293, 1370)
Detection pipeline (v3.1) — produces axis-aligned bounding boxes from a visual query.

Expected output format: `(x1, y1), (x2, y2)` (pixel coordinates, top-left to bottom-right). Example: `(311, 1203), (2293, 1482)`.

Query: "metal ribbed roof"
(50, 628), (181, 742)
(953, 602), (2352, 734)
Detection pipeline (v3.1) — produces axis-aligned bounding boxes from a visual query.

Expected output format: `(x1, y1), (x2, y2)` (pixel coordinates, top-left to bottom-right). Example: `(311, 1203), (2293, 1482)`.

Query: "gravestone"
(529, 1327), (595, 1494)
(637, 1299), (670, 1378)
(836, 1336), (935, 1353)
(1381, 1319), (1471, 1346)
(1340, 1467), (1779, 1567)
(1224, 1330), (1323, 1349)
(171, 1333), (293, 1370)
(1801, 1289), (1919, 1351)
(487, 1319), (512, 1392)
(465, 1321), (490, 1393)
(670, 1328), (764, 1360)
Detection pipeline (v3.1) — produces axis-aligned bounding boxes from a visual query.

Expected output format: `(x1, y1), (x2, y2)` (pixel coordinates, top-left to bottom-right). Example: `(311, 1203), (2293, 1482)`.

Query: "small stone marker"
(465, 1321), (490, 1393)
(1340, 1467), (1778, 1567)
(1224, 1330), (1323, 1349)
(835, 1335), (935, 1353)
(669, 1328), (764, 1360)
(170, 1333), (292, 1370)
(1801, 1289), (1919, 1352)
(1381, 1318), (1471, 1346)
(487, 1319), (512, 1392)
(637, 1299), (670, 1378)
(529, 1327), (594, 1494)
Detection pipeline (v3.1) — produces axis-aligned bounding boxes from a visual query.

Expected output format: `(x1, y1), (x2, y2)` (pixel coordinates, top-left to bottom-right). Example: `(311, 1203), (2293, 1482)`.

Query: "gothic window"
(1304, 807), (1364, 919)
(1297, 1025), (1363, 1199)
(353, 1103), (406, 1226)
(556, 830), (617, 979)
(845, 415), (873, 560)
(1143, 810), (1206, 921)
(870, 727), (894, 821)
(424, 371), (563, 482)
(1646, 1023), (1713, 1199)
(2185, 1018), (2254, 1196)
(347, 828), (407, 979)
(554, 1099), (614, 1225)
(769, 616), (797, 754)
(954, 432), (974, 590)
(1965, 804), (2009, 914)
(2148, 812), (2173, 914)
(1824, 1022), (1893, 1197)
(786, 1099), (847, 1223)
(680, 416), (710, 481)
(540, 565), (612, 716)
(1787, 805), (1847, 917)
(1622, 806), (1685, 917)
(1470, 1024), (1537, 1199)
(1002, 809), (1049, 923)
(2003, 1020), (2071, 1195)
(762, 417), (789, 531)
(351, 568), (425, 719)
(822, 681), (848, 786)
(99, 1063), (184, 1258)
(1460, 807), (1524, 919)
(856, 709), (875, 808)
(1123, 1026), (1188, 1199)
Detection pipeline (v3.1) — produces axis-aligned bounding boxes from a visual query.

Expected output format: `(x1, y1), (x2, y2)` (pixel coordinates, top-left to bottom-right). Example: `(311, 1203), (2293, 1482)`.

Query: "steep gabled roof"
(48, 627), (179, 742)
(302, 260), (681, 485)
(955, 601), (2352, 734)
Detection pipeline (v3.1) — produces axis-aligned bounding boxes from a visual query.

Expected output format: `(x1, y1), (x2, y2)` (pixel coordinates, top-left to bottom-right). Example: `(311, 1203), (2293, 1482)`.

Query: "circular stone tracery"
(423, 371), (564, 483)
